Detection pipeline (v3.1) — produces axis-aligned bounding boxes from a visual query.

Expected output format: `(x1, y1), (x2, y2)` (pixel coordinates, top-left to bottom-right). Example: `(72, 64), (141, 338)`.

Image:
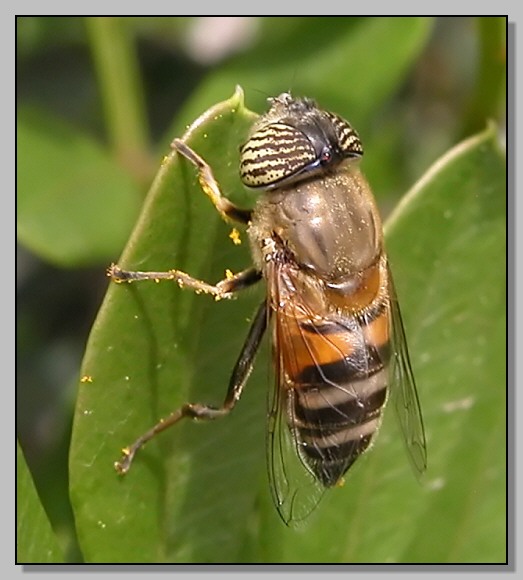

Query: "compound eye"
(240, 123), (316, 188)
(325, 112), (363, 157)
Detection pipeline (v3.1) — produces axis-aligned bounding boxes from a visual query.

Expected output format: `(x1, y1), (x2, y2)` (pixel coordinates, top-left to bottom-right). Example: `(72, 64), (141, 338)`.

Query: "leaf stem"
(86, 16), (153, 184)
(459, 17), (506, 138)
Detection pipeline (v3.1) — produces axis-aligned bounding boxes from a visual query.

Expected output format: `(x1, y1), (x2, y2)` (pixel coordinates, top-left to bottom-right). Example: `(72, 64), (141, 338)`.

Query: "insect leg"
(172, 138), (253, 224)
(226, 299), (269, 406)
(108, 264), (262, 300)
(115, 300), (269, 474)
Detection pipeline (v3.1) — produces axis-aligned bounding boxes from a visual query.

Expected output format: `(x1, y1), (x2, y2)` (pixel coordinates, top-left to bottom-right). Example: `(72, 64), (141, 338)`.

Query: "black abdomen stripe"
(294, 374), (388, 429)
(290, 295), (391, 486)
(300, 434), (374, 487)
(293, 364), (388, 487)
(297, 342), (390, 386)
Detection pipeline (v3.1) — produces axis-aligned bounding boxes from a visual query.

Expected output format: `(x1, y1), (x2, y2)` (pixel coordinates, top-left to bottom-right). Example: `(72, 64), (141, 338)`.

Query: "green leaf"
(17, 442), (64, 563)
(17, 107), (142, 267)
(383, 123), (506, 563)
(70, 90), (505, 563)
(258, 123), (505, 564)
(169, 17), (433, 142)
(254, 125), (505, 564)
(70, 87), (263, 563)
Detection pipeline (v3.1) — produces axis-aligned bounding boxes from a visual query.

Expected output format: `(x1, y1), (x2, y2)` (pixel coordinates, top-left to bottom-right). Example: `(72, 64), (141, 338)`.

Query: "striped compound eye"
(324, 112), (363, 158)
(240, 123), (317, 188)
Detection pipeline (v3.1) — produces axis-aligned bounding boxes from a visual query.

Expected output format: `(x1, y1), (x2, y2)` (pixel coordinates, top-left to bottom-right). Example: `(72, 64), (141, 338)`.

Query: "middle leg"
(109, 264), (262, 300)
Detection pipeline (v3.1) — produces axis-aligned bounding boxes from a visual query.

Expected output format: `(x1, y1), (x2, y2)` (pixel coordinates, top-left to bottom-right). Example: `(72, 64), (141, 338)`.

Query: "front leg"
(173, 139), (253, 225)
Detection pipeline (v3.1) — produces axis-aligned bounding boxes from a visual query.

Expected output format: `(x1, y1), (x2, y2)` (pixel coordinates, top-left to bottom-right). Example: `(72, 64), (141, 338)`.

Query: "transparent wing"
(266, 378), (327, 526)
(265, 263), (325, 526)
(388, 267), (428, 476)
(266, 263), (374, 526)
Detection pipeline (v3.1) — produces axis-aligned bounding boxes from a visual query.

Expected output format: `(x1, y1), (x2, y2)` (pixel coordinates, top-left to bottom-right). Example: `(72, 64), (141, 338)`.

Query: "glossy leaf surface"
(70, 88), (505, 563)
(17, 442), (64, 563)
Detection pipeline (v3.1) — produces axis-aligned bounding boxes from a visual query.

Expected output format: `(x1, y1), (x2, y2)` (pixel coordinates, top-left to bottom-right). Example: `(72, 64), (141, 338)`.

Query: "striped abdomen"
(280, 262), (391, 487)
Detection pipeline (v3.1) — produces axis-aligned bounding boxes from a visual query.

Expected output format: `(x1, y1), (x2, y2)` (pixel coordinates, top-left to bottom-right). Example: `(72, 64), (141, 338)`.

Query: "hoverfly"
(111, 92), (427, 525)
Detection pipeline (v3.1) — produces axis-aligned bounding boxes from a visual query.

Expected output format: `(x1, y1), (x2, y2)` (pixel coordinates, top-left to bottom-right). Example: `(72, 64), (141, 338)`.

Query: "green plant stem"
(460, 17), (506, 138)
(86, 17), (153, 185)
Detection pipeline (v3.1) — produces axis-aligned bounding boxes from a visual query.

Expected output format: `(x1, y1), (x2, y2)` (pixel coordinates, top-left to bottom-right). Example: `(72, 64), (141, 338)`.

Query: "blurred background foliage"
(16, 16), (506, 563)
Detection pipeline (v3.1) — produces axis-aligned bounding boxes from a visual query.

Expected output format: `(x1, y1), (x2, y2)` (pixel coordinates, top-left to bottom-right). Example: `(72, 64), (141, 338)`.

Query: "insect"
(110, 92), (427, 525)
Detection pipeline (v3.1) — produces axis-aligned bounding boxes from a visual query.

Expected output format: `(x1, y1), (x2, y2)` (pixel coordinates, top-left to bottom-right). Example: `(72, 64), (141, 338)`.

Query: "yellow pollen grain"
(229, 228), (242, 245)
